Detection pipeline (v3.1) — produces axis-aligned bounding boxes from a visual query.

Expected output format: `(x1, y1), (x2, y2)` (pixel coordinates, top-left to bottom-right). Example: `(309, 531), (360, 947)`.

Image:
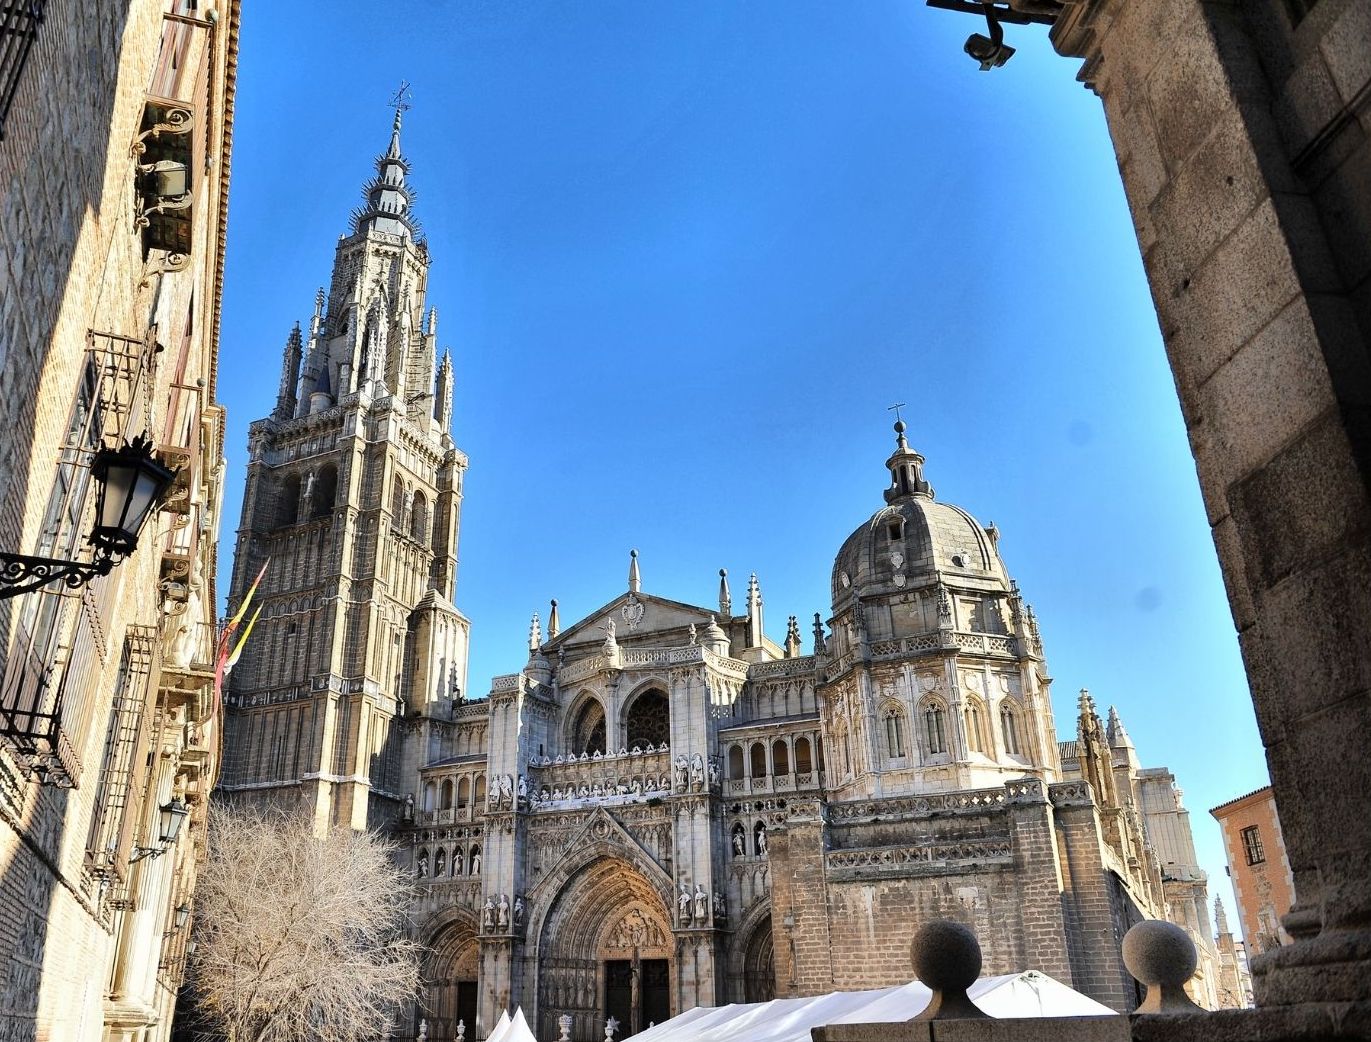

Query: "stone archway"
(534, 856), (674, 1041)
(420, 917), (480, 1042)
(742, 914), (775, 1004)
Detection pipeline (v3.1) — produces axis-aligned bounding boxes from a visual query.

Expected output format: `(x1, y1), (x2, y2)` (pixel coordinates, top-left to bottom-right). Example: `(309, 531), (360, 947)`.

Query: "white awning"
(630, 971), (1116, 1042)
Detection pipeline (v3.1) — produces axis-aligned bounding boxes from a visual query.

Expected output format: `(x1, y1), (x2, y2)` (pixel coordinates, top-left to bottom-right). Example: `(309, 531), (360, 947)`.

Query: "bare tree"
(187, 803), (421, 1042)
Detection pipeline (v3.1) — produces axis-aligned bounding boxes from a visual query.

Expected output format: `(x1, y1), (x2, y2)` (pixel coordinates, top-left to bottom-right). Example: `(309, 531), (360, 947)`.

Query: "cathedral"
(221, 111), (1209, 1040)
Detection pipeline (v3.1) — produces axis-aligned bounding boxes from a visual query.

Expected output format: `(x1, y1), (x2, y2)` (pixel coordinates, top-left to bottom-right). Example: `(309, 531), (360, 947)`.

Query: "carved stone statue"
(756, 826), (768, 855)
(678, 883), (692, 922)
(497, 893), (510, 929)
(693, 883), (708, 922)
(713, 889), (726, 919)
(482, 898), (495, 929)
(402, 793), (414, 823)
(707, 758), (719, 789)
(732, 831), (745, 857)
(673, 756), (689, 792)
(470, 850), (481, 875)
(514, 894), (524, 926)
(688, 623), (697, 645)
(517, 775), (527, 799)
(689, 753), (705, 790)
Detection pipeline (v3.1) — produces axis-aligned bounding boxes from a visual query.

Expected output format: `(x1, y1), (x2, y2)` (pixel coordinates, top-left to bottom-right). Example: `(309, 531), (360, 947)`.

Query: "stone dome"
(831, 424), (1010, 610)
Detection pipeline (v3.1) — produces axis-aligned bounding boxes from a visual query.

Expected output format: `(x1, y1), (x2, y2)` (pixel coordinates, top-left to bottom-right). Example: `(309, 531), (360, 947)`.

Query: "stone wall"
(0, 2), (239, 1042)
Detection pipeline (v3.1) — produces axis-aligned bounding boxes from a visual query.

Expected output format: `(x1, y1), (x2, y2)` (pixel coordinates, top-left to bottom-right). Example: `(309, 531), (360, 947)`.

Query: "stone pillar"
(1003, 779), (1074, 986)
(1050, 783), (1138, 1012)
(766, 802), (833, 995)
(1047, 0), (1371, 1010)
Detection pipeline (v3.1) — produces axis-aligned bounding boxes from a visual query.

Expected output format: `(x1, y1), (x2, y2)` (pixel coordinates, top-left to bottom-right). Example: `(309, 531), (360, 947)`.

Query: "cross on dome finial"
(387, 81), (411, 158)
(882, 410), (932, 503)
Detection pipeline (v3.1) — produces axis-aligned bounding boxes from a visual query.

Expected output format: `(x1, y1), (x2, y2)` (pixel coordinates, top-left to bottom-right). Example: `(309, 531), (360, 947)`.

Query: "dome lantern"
(884, 420), (933, 503)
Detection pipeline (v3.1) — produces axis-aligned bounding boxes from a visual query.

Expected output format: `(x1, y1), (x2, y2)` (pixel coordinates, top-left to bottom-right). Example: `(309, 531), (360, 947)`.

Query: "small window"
(887, 520), (903, 541)
(1001, 704), (1021, 757)
(923, 703), (947, 756)
(1241, 825), (1265, 865)
(885, 707), (906, 758)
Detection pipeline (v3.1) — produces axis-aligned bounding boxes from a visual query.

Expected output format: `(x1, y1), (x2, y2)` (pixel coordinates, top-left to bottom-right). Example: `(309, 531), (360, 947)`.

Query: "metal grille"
(84, 626), (158, 879)
(0, 330), (160, 786)
(0, 2), (44, 141)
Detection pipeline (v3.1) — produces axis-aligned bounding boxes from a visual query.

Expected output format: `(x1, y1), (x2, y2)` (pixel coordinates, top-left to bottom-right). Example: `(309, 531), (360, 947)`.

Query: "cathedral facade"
(222, 116), (1194, 1040)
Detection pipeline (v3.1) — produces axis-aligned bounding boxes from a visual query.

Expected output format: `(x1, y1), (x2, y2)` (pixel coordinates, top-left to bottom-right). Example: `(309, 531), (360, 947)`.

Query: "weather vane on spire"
(390, 80), (413, 115)
(887, 402), (907, 425)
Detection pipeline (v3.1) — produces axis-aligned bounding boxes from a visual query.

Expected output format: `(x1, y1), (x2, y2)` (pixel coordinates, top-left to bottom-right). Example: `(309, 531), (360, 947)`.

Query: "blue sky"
(219, 2), (1267, 935)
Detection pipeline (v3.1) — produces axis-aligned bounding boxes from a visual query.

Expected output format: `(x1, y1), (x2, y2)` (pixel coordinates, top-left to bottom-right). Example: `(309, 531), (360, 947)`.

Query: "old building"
(1059, 708), (1222, 1008)
(1211, 786), (1295, 956)
(1213, 896), (1253, 1009)
(218, 110), (1225, 1038)
(0, 3), (239, 1042)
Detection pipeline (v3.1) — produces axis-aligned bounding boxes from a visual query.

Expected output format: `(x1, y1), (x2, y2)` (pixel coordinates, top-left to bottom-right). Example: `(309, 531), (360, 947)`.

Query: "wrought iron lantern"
(0, 434), (175, 598)
(129, 797), (190, 863)
(173, 903), (192, 930)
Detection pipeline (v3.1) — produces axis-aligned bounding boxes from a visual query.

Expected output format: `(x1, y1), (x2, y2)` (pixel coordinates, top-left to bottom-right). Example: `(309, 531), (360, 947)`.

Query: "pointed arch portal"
(421, 917), (480, 1042)
(534, 856), (673, 1041)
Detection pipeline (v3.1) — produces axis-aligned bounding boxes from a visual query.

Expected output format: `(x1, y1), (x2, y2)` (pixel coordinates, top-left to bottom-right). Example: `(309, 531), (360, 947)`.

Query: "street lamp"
(129, 797), (191, 863)
(174, 903), (192, 930)
(0, 434), (175, 598)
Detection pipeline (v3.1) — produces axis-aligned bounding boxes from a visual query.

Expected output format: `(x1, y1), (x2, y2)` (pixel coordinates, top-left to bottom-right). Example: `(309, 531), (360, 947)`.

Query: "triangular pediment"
(527, 805), (673, 904)
(551, 591), (723, 648)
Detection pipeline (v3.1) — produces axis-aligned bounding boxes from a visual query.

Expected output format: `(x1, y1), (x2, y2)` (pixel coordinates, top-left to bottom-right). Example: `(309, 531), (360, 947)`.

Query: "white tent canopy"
(630, 972), (1115, 1042)
(483, 1011), (511, 1042)
(483, 1007), (538, 1042)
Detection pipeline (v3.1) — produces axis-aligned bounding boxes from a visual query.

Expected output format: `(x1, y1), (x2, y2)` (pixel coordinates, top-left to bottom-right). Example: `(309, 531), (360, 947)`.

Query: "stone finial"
(557, 1015), (572, 1042)
(604, 1015), (619, 1041)
(455, 1020), (465, 1042)
(529, 612), (541, 653)
(718, 568), (731, 615)
(812, 612), (827, 655)
(784, 615), (802, 658)
(1122, 920), (1204, 1013)
(417, 1020), (428, 1042)
(909, 920), (989, 1020)
(548, 598), (560, 639)
(628, 549), (641, 593)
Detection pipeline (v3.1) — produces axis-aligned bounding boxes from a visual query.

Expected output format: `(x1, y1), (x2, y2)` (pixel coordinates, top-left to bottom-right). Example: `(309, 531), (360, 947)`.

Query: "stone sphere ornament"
(1121, 920), (1204, 1013)
(909, 919), (990, 1020)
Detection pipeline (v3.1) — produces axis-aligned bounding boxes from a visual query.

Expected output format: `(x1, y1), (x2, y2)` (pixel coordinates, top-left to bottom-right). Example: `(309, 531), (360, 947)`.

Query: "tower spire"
(274, 322), (303, 420)
(628, 549), (641, 593)
(351, 87), (419, 239)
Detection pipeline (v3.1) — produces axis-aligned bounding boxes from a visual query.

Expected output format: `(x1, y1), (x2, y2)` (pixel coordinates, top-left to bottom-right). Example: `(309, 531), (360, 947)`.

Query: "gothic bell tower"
(222, 102), (470, 832)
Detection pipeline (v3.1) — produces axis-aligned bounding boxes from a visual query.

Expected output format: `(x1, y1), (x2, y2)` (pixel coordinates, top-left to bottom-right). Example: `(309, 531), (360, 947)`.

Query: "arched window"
(312, 464), (337, 519)
(815, 736), (825, 773)
(277, 474), (301, 527)
(625, 689), (670, 749)
(474, 775), (487, 808)
(728, 745), (744, 779)
(1001, 702), (1022, 757)
(750, 742), (767, 778)
(440, 779), (453, 810)
(884, 706), (907, 758)
(965, 698), (987, 754)
(434, 848), (446, 876)
(772, 740), (790, 775)
(923, 701), (948, 756)
(422, 781), (436, 811)
(411, 491), (429, 542)
(571, 698), (607, 756)
(416, 849), (429, 878)
(469, 845), (482, 875)
(457, 776), (470, 808)
(795, 736), (813, 774)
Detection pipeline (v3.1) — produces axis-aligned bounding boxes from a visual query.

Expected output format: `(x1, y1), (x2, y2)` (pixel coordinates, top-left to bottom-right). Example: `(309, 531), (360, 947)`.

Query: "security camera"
(965, 32), (1015, 71)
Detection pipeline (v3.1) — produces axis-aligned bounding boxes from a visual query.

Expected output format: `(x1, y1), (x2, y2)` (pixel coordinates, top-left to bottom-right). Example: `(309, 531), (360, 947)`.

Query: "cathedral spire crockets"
(746, 572), (764, 649)
(435, 349), (454, 430)
(274, 322), (303, 420)
(883, 419), (933, 503)
(1106, 705), (1135, 750)
(1215, 895), (1231, 936)
(784, 615), (802, 658)
(351, 100), (420, 240)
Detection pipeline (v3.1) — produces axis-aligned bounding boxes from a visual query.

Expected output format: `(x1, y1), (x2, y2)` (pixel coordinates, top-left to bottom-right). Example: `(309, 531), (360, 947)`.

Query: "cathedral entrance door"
(603, 959), (669, 1037)
(455, 981), (477, 1038)
(641, 959), (670, 1029)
